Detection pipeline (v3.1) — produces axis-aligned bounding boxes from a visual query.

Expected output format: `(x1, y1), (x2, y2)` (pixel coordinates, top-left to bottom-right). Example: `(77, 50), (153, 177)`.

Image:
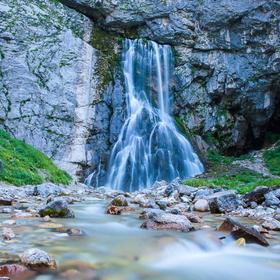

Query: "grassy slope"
(185, 149), (280, 194)
(0, 130), (71, 186)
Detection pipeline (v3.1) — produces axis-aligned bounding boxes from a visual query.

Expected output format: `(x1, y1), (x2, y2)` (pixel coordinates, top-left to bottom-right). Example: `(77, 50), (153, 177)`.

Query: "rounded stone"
(194, 199), (209, 212)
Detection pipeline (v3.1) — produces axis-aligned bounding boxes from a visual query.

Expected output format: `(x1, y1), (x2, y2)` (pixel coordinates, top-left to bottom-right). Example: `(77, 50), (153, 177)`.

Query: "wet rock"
(243, 186), (269, 205)
(106, 205), (122, 215)
(43, 216), (51, 222)
(156, 200), (168, 210)
(46, 196), (77, 205)
(264, 191), (280, 207)
(218, 217), (269, 246)
(109, 195), (128, 207)
(207, 191), (240, 213)
(177, 185), (197, 196)
(262, 218), (280, 231)
(235, 238), (246, 246)
(141, 211), (194, 232)
(2, 228), (15, 241)
(183, 212), (202, 223)
(0, 199), (13, 206)
(180, 195), (191, 204)
(0, 264), (31, 278)
(20, 248), (56, 271)
(57, 227), (85, 236)
(38, 223), (64, 229)
(194, 199), (209, 212)
(39, 199), (75, 218)
(33, 183), (66, 198)
(195, 189), (214, 200)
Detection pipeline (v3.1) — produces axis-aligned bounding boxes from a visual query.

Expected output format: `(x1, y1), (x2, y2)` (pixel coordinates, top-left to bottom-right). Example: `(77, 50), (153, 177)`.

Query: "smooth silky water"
(106, 39), (204, 192)
(0, 198), (279, 280)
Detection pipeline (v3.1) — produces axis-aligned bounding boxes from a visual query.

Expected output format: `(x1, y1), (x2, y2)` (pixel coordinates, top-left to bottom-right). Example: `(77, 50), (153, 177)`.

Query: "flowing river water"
(1, 197), (280, 280)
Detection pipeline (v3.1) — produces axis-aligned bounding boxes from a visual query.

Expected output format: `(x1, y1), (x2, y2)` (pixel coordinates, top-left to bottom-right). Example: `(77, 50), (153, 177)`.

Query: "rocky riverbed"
(0, 181), (280, 279)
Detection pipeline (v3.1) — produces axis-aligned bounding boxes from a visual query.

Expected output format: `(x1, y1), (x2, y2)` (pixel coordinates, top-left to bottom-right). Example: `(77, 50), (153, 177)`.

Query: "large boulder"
(20, 248), (56, 271)
(207, 191), (241, 213)
(218, 217), (269, 247)
(141, 211), (194, 232)
(39, 199), (75, 218)
(243, 186), (270, 205)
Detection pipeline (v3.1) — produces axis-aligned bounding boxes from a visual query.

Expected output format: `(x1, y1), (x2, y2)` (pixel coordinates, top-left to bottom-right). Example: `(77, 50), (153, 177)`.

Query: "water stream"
(1, 198), (279, 280)
(106, 39), (204, 191)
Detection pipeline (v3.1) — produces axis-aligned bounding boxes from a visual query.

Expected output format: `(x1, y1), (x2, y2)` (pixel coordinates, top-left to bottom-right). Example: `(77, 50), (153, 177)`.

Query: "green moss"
(263, 141), (280, 176)
(0, 130), (71, 186)
(92, 27), (122, 91)
(185, 171), (280, 194)
(174, 116), (193, 139)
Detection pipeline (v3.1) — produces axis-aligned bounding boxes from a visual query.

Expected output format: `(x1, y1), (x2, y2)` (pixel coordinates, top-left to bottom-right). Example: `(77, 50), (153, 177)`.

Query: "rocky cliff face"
(0, 0), (97, 176)
(61, 0), (280, 155)
(1, 0), (279, 183)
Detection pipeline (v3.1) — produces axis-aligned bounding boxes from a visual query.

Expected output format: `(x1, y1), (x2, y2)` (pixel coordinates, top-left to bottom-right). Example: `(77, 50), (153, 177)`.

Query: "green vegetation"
(185, 171), (280, 194)
(92, 27), (122, 91)
(0, 130), (71, 186)
(263, 141), (280, 176)
(185, 148), (280, 194)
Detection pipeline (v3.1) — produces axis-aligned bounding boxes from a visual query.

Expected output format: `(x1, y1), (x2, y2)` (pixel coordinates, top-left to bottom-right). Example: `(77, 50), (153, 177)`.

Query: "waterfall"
(106, 39), (204, 192)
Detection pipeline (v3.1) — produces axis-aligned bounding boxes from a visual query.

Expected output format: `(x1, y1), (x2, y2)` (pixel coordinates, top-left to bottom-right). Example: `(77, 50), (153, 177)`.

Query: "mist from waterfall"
(106, 39), (204, 192)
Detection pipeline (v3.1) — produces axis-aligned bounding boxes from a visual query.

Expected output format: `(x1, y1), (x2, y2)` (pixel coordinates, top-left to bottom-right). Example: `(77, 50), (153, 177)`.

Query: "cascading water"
(106, 39), (204, 192)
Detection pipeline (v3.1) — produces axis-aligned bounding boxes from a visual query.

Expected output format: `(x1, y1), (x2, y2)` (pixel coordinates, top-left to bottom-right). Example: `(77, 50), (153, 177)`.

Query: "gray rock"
(60, 0), (280, 154)
(265, 191), (280, 207)
(141, 211), (194, 232)
(33, 184), (66, 198)
(195, 189), (214, 200)
(262, 218), (280, 231)
(207, 191), (240, 213)
(20, 248), (56, 271)
(218, 217), (269, 247)
(243, 186), (270, 205)
(39, 199), (75, 218)
(194, 199), (209, 212)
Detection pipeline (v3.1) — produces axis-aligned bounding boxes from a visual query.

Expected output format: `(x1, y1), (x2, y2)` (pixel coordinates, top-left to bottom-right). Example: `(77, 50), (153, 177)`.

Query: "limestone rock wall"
(61, 0), (280, 154)
(0, 0), (97, 176)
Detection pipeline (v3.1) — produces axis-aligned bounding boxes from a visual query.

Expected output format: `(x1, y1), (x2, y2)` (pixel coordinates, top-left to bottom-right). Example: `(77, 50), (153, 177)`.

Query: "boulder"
(183, 212), (202, 223)
(141, 211), (194, 232)
(0, 199), (13, 206)
(264, 191), (280, 207)
(39, 200), (75, 218)
(33, 184), (66, 198)
(106, 205), (122, 215)
(262, 218), (280, 231)
(218, 217), (269, 246)
(243, 186), (269, 205)
(20, 248), (56, 271)
(207, 191), (240, 213)
(194, 199), (209, 212)
(0, 264), (31, 278)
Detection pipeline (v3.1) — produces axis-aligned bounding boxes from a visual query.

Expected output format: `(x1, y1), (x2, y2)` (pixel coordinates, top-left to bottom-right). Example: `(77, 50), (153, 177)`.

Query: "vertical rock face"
(60, 0), (280, 155)
(1, 0), (279, 183)
(0, 0), (98, 176)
